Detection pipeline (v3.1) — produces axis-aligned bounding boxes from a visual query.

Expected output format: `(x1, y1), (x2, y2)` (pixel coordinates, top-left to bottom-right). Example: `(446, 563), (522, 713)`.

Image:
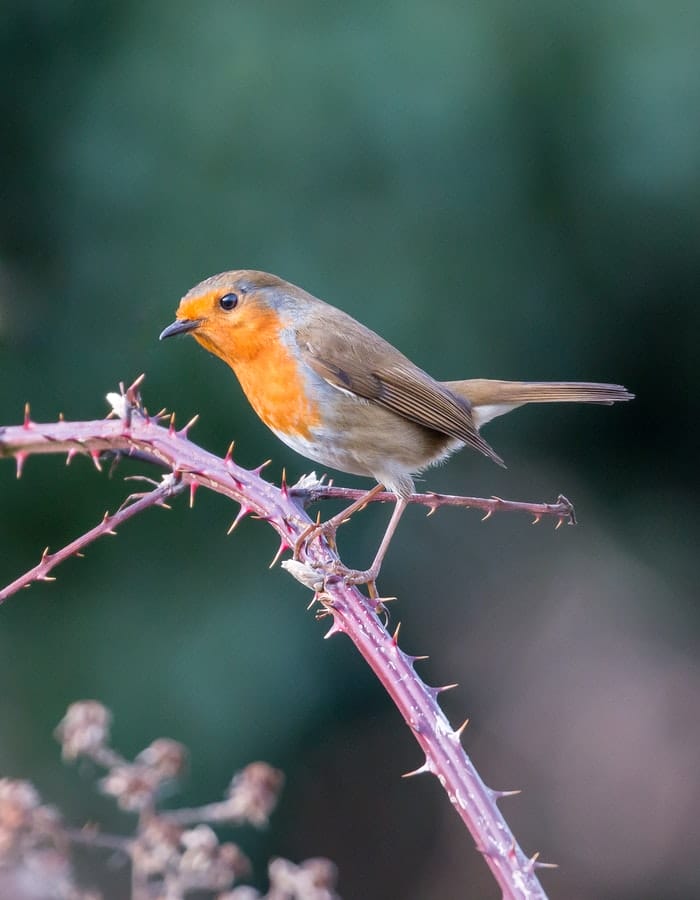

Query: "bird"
(159, 270), (633, 587)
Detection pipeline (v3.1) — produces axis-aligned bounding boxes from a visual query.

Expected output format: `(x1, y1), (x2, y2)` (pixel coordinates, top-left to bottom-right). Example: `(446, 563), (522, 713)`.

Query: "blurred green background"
(1, 2), (698, 897)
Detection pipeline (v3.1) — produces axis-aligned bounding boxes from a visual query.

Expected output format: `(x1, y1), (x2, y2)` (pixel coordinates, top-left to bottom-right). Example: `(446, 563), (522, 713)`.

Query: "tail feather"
(445, 379), (634, 428)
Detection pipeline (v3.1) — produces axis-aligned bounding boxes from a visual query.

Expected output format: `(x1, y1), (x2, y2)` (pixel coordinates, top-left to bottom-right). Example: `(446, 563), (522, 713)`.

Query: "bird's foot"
(293, 515), (340, 561)
(293, 484), (382, 560)
(327, 560), (384, 599)
(292, 521), (382, 599)
(293, 486), (385, 561)
(331, 561), (378, 586)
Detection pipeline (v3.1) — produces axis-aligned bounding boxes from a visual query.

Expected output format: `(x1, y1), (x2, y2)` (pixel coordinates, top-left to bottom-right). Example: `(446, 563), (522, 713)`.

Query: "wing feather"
(297, 322), (505, 467)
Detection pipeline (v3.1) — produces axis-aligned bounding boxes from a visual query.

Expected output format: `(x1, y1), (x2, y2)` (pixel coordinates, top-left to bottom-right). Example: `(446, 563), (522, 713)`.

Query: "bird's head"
(159, 270), (297, 364)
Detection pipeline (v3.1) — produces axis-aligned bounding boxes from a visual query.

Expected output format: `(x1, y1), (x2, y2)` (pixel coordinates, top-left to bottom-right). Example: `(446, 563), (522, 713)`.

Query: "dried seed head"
(99, 764), (162, 812)
(181, 823), (218, 854)
(55, 701), (111, 761)
(0, 779), (41, 828)
(225, 762), (285, 827)
(217, 888), (261, 900)
(0, 780), (63, 866)
(268, 856), (339, 898)
(131, 816), (183, 877)
(177, 825), (249, 892)
(218, 842), (252, 881)
(135, 738), (188, 781)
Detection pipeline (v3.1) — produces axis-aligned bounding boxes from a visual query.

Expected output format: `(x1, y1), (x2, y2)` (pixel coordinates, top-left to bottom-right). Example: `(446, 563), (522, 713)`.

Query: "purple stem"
(0, 386), (551, 898)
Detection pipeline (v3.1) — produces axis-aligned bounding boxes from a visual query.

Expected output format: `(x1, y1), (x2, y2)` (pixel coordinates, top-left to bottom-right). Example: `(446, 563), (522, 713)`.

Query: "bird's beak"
(159, 318), (203, 341)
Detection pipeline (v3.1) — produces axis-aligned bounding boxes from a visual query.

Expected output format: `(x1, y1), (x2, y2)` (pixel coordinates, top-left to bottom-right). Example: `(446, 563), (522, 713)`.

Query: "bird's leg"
(336, 496), (408, 590)
(294, 482), (386, 560)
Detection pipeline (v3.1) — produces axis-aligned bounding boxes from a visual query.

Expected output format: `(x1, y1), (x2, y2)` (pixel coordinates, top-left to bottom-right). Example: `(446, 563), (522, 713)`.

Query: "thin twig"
(293, 484), (576, 526)
(64, 826), (131, 854)
(0, 475), (184, 605)
(161, 802), (247, 827)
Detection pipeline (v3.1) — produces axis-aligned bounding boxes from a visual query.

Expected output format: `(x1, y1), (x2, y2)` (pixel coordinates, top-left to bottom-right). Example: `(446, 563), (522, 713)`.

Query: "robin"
(160, 270), (633, 586)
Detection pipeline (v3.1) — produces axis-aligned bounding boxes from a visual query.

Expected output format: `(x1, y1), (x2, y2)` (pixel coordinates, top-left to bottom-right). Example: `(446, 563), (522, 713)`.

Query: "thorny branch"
(292, 482), (576, 526)
(0, 476), (185, 604)
(0, 376), (557, 899)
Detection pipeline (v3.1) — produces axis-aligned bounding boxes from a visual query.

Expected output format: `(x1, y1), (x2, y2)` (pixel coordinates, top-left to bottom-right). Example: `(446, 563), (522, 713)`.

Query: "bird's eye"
(219, 293), (238, 311)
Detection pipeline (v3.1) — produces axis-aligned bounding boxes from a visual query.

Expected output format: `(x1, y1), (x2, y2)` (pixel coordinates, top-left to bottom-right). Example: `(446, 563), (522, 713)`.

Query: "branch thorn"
(401, 761), (430, 779)
(100, 512), (118, 536)
(125, 373), (146, 406)
(23, 402), (33, 430)
(392, 621), (401, 644)
(179, 413), (199, 437)
(226, 505), (252, 535)
(268, 539), (291, 569)
(323, 618), (344, 638)
(453, 718), (470, 741)
(15, 451), (27, 478)
(492, 788), (522, 800)
(526, 851), (558, 871)
(535, 859), (559, 870)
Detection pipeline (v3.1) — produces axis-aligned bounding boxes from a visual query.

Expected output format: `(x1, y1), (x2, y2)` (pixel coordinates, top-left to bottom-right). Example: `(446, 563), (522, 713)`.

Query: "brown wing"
(296, 315), (505, 467)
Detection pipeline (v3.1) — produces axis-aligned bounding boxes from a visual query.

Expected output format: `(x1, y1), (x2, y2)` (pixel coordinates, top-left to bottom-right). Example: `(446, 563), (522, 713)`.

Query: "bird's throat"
(196, 314), (322, 440)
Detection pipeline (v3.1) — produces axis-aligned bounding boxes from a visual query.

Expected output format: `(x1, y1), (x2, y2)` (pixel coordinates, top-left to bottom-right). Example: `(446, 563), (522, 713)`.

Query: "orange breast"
(235, 344), (322, 438)
(196, 304), (322, 439)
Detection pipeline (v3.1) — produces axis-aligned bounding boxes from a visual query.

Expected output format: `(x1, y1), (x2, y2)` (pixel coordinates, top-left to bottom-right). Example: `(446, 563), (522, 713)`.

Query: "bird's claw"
(293, 517), (340, 561)
(326, 561), (380, 598)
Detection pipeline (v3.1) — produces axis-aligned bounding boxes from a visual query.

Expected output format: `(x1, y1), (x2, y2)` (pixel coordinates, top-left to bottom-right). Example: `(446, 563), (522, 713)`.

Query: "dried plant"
(0, 700), (337, 900)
